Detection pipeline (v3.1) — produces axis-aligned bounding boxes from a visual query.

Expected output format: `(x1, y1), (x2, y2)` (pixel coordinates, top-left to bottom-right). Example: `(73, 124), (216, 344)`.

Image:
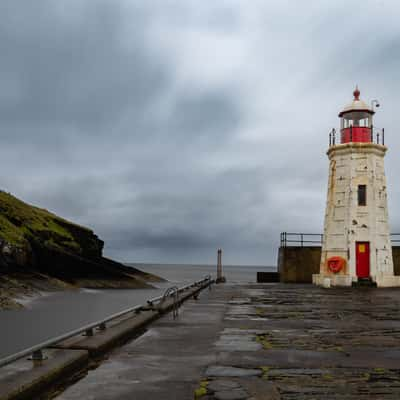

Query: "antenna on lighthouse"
(371, 99), (380, 110)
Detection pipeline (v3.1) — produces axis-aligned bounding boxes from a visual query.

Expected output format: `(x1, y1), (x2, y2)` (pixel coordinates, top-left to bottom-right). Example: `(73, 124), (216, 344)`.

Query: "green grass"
(0, 214), (25, 245)
(0, 191), (95, 254)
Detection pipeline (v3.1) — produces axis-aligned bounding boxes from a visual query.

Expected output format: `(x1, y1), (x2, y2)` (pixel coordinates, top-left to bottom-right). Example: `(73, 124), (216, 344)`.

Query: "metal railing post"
(98, 322), (106, 331)
(382, 128), (385, 145)
(157, 286), (180, 319)
(370, 124), (373, 142)
(173, 290), (179, 318)
(30, 349), (46, 362)
(84, 328), (94, 337)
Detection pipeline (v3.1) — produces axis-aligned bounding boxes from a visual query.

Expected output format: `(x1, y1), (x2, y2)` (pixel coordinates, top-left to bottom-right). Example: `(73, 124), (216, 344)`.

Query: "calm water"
(0, 264), (274, 358)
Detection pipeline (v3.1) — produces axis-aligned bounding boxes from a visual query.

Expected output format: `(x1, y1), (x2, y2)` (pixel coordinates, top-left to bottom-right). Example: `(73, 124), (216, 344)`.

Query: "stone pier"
(55, 283), (400, 399)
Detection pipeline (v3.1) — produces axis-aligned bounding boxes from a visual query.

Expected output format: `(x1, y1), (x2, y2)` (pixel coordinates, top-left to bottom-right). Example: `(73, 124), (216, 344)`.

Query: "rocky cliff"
(0, 191), (162, 308)
(0, 190), (104, 264)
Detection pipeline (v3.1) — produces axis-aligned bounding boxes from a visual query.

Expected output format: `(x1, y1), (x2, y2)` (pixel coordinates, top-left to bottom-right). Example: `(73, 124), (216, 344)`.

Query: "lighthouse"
(313, 87), (400, 287)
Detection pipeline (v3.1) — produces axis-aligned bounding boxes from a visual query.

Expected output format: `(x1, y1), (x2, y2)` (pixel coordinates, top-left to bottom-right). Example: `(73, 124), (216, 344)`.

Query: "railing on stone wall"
(391, 233), (400, 244)
(280, 232), (323, 247)
(280, 232), (400, 247)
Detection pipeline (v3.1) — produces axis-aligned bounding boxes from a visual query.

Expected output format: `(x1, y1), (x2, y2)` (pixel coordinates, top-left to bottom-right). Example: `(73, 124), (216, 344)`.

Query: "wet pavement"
(56, 283), (400, 399)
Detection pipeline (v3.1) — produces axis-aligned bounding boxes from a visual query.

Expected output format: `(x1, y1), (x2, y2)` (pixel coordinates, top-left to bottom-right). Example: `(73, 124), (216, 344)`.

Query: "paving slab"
(54, 283), (400, 399)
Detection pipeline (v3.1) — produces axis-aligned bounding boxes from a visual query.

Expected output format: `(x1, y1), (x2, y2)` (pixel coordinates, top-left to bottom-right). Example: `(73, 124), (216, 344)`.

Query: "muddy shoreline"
(0, 266), (163, 310)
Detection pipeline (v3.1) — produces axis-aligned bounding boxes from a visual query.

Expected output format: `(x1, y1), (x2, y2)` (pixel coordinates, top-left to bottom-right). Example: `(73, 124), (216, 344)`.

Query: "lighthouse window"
(358, 185), (367, 206)
(359, 118), (368, 127)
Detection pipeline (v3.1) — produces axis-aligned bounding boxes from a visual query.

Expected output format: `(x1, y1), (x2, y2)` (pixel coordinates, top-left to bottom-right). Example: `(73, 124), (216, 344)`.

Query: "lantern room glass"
(340, 112), (372, 130)
(340, 111), (373, 144)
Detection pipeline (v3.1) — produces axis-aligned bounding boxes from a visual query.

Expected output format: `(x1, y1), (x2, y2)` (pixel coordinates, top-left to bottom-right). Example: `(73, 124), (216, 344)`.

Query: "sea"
(0, 263), (274, 359)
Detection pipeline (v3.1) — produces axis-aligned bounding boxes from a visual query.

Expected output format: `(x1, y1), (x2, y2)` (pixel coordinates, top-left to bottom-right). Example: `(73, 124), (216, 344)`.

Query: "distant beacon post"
(216, 248), (226, 283)
(313, 87), (400, 287)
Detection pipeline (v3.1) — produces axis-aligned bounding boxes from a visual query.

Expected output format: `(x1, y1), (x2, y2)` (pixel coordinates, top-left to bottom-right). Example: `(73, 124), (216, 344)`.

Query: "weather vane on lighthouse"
(313, 87), (400, 287)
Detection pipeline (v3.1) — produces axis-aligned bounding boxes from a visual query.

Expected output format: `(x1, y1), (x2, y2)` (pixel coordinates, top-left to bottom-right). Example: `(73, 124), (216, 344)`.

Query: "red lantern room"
(338, 86), (374, 143)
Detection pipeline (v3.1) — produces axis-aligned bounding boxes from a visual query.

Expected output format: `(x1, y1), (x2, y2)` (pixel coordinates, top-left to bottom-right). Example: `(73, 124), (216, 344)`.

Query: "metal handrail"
(280, 232), (323, 247)
(281, 232), (400, 247)
(0, 275), (212, 368)
(391, 233), (400, 243)
(0, 304), (142, 367)
(158, 286), (179, 318)
(204, 274), (212, 284)
(146, 276), (210, 305)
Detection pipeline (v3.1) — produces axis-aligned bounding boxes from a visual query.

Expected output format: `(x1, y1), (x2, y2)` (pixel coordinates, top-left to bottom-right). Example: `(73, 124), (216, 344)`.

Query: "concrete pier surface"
(0, 281), (211, 400)
(54, 283), (400, 399)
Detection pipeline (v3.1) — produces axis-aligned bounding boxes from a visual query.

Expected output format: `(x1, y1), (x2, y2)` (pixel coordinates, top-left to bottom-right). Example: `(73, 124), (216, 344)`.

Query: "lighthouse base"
(312, 274), (352, 287)
(375, 275), (400, 287)
(313, 273), (400, 288)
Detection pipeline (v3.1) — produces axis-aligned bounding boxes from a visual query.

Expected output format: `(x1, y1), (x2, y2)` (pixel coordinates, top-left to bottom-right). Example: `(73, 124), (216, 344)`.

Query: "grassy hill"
(0, 191), (102, 258)
(0, 191), (162, 308)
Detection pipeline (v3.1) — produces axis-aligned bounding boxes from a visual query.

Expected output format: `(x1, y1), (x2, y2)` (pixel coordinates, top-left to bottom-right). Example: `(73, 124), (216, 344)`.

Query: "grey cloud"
(1, 1), (400, 265)
(169, 91), (241, 138)
(0, 1), (168, 133)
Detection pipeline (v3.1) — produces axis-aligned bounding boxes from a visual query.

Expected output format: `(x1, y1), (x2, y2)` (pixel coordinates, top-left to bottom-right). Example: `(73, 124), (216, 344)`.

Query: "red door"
(356, 242), (370, 278)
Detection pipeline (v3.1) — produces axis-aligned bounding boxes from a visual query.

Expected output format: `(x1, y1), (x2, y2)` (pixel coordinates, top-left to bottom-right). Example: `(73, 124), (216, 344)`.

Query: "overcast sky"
(1, 1), (400, 265)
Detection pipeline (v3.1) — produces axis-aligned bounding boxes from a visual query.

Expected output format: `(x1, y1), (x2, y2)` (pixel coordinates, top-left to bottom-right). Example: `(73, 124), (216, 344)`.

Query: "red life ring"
(327, 256), (345, 273)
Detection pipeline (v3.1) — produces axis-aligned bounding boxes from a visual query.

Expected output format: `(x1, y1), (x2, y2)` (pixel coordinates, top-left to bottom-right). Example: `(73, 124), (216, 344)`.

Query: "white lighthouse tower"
(313, 87), (400, 287)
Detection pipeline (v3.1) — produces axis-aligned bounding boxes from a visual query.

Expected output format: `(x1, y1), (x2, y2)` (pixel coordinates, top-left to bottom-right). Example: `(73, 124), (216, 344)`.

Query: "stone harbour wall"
(278, 246), (321, 283)
(279, 245), (400, 283)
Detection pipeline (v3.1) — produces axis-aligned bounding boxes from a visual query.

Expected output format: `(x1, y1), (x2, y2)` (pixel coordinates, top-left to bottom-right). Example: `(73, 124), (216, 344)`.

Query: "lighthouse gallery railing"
(329, 126), (385, 147)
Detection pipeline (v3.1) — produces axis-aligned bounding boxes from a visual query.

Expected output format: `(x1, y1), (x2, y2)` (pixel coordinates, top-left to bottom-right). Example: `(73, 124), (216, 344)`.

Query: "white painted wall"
(314, 143), (400, 287)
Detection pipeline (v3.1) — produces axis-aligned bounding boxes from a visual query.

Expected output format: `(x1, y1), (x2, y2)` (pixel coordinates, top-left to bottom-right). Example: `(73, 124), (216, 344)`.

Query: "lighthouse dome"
(338, 86), (374, 117)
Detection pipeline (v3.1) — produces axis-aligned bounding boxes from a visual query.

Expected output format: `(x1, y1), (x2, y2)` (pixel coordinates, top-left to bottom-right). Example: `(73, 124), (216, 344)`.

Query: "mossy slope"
(0, 191), (102, 257)
(0, 191), (162, 296)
